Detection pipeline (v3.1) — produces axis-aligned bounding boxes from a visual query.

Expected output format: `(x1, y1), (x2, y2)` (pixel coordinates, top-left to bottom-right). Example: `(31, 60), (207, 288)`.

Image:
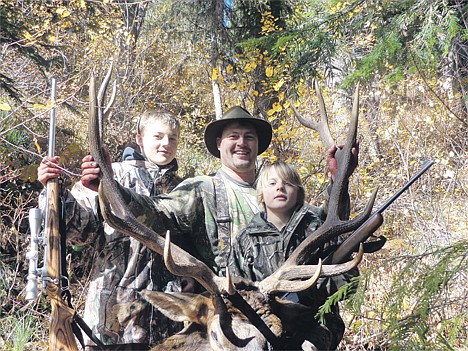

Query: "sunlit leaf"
(273, 78), (284, 91)
(211, 67), (218, 80)
(56, 7), (70, 18)
(0, 102), (11, 111)
(266, 66), (274, 77)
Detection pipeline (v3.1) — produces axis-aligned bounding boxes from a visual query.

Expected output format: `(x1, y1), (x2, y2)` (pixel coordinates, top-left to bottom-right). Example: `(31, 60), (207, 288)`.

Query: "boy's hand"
(81, 155), (101, 192)
(38, 156), (62, 186)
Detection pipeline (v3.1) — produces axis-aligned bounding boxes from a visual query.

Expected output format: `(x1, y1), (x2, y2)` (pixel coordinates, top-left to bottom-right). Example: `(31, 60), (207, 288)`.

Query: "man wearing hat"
(204, 105), (272, 183)
(81, 105), (272, 274)
(80, 105), (350, 275)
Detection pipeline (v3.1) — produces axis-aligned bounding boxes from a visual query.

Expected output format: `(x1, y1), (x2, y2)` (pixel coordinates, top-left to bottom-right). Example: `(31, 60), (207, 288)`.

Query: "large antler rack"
(258, 83), (377, 295)
(88, 68), (364, 297)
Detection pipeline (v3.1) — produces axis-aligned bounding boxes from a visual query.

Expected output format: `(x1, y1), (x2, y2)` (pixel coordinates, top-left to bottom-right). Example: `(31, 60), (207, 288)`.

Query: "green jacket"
(119, 168), (260, 274)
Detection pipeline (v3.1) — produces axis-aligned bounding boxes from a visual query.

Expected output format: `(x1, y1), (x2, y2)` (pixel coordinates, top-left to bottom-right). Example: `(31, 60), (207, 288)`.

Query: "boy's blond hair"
(136, 109), (180, 136)
(256, 161), (305, 209)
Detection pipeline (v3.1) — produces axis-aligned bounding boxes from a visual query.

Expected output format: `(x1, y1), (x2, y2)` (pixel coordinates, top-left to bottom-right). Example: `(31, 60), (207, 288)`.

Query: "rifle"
(42, 78), (79, 350)
(328, 160), (435, 264)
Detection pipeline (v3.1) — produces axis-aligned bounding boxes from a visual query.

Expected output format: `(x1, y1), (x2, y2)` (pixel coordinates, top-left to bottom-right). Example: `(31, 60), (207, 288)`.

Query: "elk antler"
(257, 244), (364, 295)
(164, 229), (363, 296)
(259, 84), (377, 295)
(88, 69), (232, 296)
(291, 79), (335, 149)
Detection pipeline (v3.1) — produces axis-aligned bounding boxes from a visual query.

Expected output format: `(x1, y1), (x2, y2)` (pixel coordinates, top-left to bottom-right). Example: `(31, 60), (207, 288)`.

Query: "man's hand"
(326, 143), (359, 181)
(38, 156), (62, 186)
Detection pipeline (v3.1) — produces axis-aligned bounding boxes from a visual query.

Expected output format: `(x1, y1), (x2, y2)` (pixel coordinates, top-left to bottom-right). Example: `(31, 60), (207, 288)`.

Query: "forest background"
(0, 0), (467, 350)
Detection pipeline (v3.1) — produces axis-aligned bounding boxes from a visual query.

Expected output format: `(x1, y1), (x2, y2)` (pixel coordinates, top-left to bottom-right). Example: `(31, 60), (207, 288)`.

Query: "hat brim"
(204, 118), (272, 158)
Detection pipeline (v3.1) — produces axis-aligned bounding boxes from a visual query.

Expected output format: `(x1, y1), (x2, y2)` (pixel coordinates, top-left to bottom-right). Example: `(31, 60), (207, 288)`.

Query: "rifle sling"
(72, 312), (106, 350)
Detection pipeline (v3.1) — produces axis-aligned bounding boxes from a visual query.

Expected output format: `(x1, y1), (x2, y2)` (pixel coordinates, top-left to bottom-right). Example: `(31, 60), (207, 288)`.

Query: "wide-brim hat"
(204, 106), (272, 158)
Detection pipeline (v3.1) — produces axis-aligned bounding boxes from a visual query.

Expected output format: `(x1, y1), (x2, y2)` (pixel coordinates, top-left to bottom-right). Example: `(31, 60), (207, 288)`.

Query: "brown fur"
(141, 288), (318, 351)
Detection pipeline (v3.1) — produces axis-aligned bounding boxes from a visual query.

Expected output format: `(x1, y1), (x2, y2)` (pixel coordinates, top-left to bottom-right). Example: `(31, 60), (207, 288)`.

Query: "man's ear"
(216, 137), (221, 151)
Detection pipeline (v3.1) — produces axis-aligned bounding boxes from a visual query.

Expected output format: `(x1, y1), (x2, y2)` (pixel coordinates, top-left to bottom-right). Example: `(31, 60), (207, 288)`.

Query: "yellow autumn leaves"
(0, 102), (11, 111)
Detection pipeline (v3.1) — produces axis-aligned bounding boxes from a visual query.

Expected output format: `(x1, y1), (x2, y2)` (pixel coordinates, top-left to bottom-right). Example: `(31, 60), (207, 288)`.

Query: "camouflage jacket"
(39, 148), (183, 347)
(231, 203), (358, 291)
(231, 203), (325, 281)
(117, 168), (260, 275)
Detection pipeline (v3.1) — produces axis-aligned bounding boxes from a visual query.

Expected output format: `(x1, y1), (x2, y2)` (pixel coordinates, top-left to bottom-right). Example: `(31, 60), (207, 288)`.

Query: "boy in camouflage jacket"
(38, 109), (183, 350)
(232, 162), (358, 350)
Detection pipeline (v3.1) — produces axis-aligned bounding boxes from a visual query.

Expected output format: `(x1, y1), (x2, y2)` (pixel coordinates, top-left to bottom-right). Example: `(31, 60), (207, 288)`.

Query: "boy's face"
(262, 167), (298, 217)
(136, 120), (179, 166)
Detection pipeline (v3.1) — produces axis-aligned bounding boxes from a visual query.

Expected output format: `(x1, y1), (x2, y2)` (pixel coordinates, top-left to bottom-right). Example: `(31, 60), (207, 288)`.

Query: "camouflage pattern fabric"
(116, 168), (260, 275)
(39, 157), (183, 348)
(231, 204), (325, 281)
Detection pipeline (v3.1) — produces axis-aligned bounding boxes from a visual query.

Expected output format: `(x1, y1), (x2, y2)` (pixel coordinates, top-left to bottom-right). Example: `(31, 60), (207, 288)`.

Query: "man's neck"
(220, 165), (256, 183)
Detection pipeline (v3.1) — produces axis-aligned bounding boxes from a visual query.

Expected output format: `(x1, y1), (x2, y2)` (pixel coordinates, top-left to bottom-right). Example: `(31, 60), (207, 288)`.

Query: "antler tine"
(258, 244), (363, 295)
(291, 80), (335, 149)
(313, 79), (335, 149)
(104, 80), (117, 118)
(258, 259), (322, 295)
(97, 63), (113, 106)
(95, 64), (114, 141)
(225, 265), (236, 295)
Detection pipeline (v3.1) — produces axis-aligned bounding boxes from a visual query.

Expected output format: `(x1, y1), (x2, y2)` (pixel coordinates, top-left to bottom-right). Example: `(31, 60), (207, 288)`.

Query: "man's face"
(137, 120), (179, 166)
(216, 121), (259, 173)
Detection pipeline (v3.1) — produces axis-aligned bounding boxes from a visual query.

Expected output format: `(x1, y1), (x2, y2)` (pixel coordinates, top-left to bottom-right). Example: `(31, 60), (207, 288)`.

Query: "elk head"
(88, 69), (375, 350)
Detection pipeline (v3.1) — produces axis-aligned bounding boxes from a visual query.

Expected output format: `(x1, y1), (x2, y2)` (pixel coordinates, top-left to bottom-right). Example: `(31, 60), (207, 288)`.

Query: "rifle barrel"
(377, 160), (434, 213)
(48, 78), (57, 158)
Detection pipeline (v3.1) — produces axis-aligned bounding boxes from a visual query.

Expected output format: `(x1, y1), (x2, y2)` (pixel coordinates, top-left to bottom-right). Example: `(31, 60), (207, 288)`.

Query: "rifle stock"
(43, 78), (78, 351)
(330, 212), (383, 263)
